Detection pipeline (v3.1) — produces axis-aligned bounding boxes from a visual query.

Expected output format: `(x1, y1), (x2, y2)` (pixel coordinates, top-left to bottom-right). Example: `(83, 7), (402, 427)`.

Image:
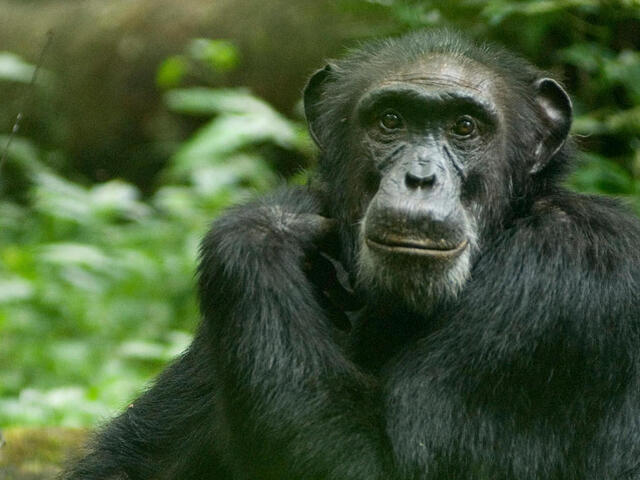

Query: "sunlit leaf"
(0, 277), (34, 303)
(187, 39), (239, 72)
(165, 87), (269, 116)
(119, 340), (169, 362)
(189, 154), (276, 195)
(171, 113), (299, 174)
(39, 243), (112, 269)
(0, 52), (35, 83)
(0, 135), (48, 173)
(90, 180), (150, 221)
(156, 55), (188, 89)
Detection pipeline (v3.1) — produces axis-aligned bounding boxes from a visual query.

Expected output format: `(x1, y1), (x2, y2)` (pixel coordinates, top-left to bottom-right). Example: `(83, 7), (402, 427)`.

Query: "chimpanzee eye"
(452, 115), (476, 137)
(379, 110), (403, 131)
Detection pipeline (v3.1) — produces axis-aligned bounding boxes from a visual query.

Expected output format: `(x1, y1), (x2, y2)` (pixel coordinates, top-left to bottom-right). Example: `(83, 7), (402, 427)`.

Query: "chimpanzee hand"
(201, 190), (333, 259)
(200, 188), (361, 315)
(275, 211), (337, 250)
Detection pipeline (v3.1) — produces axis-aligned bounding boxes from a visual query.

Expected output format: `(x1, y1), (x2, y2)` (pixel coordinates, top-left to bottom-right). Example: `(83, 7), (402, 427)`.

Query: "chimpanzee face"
(305, 46), (571, 311)
(350, 55), (509, 307)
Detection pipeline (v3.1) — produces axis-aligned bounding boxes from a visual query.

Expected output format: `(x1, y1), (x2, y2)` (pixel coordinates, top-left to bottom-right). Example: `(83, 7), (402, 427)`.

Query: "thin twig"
(0, 30), (54, 174)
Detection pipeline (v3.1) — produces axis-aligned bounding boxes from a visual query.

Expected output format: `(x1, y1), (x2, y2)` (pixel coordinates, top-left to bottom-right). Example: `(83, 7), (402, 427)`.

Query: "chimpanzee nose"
(405, 165), (437, 190)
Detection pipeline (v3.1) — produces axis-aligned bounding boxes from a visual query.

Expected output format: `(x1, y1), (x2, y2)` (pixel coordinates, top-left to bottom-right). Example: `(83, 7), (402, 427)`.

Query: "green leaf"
(89, 181), (150, 221)
(482, 0), (599, 24)
(557, 43), (613, 73)
(164, 87), (270, 116)
(118, 340), (171, 362)
(39, 243), (113, 270)
(0, 277), (34, 303)
(190, 154), (277, 195)
(187, 39), (239, 72)
(171, 111), (300, 174)
(568, 153), (636, 195)
(603, 50), (640, 103)
(0, 135), (48, 174)
(156, 55), (188, 89)
(0, 52), (35, 83)
(33, 172), (93, 222)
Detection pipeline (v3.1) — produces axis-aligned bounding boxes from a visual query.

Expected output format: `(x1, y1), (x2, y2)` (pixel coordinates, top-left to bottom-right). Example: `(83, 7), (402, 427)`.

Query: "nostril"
(405, 170), (436, 189)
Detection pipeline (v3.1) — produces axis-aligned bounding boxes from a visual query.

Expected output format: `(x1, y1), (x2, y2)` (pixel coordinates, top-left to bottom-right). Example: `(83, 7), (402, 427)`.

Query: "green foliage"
(0, 69), (312, 424)
(165, 87), (311, 177)
(156, 38), (240, 89)
(0, 155), (202, 425)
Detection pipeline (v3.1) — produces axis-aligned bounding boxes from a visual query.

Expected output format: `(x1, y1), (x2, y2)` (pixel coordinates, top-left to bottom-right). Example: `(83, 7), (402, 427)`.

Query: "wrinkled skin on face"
(354, 55), (502, 306)
(305, 50), (571, 311)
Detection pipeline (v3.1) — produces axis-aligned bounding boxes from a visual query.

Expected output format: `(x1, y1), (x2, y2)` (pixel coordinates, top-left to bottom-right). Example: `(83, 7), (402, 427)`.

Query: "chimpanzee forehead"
(378, 54), (503, 100)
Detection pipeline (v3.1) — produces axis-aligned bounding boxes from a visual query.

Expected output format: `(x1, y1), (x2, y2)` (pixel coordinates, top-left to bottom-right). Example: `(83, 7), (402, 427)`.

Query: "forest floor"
(0, 428), (85, 480)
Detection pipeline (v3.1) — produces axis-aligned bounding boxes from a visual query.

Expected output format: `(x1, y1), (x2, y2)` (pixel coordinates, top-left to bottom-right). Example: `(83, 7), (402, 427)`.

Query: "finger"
(287, 214), (337, 246)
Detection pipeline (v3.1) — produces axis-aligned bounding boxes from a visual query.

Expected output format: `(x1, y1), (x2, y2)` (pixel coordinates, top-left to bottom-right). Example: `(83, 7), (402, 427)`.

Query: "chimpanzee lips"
(365, 234), (468, 258)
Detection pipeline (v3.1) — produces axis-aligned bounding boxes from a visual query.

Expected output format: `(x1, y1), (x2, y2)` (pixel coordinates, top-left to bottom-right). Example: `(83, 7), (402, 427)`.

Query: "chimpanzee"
(63, 29), (640, 480)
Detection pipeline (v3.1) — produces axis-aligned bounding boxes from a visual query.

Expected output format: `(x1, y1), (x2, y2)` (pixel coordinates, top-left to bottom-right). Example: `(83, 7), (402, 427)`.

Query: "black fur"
(63, 29), (640, 480)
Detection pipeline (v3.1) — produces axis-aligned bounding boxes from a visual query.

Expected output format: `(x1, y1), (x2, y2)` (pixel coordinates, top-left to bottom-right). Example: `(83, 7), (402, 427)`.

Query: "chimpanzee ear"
(303, 64), (334, 150)
(531, 78), (573, 174)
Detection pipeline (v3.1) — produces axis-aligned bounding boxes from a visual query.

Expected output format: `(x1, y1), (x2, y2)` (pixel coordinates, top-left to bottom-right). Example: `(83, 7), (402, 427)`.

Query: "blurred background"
(0, 0), (639, 476)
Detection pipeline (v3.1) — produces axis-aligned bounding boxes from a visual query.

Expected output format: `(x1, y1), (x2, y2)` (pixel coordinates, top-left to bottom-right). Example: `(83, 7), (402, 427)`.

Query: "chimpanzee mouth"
(365, 235), (468, 258)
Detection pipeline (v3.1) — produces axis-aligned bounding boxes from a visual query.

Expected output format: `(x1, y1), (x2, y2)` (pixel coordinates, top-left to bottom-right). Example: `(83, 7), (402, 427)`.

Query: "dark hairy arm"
(197, 187), (392, 480)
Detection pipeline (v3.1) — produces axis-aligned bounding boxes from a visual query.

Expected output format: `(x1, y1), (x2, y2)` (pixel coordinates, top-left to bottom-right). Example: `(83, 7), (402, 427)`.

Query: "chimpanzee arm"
(197, 187), (392, 480)
(60, 340), (232, 480)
